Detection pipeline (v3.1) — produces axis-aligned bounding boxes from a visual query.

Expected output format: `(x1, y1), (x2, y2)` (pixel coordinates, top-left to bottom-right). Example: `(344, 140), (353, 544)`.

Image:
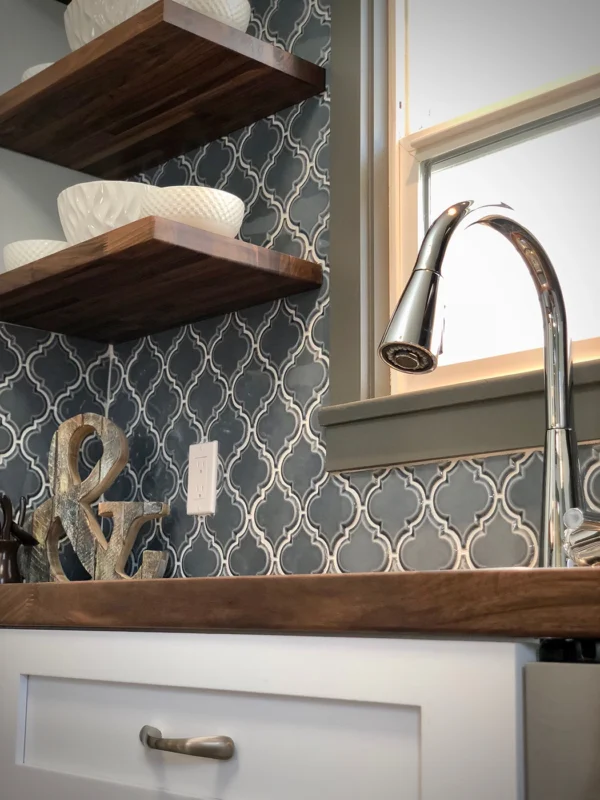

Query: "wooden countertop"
(1, 569), (600, 638)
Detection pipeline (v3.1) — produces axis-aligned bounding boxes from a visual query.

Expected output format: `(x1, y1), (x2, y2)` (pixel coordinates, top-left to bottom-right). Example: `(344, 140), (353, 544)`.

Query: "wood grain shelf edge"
(0, 217), (322, 342)
(1, 570), (599, 638)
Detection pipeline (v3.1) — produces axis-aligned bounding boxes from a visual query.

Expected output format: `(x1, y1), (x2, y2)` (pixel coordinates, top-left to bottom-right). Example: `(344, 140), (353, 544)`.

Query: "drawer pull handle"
(140, 726), (235, 761)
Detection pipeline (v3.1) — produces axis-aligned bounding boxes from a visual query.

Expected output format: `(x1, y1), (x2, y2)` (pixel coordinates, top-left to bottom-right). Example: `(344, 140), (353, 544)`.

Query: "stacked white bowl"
(64, 0), (252, 49)
(141, 186), (245, 238)
(2, 181), (244, 274)
(21, 63), (54, 83)
(58, 181), (245, 243)
(57, 181), (154, 244)
(2, 240), (69, 272)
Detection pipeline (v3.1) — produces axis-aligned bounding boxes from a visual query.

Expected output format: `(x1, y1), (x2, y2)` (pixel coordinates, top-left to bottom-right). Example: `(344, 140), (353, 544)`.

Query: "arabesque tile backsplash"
(2, 0), (600, 579)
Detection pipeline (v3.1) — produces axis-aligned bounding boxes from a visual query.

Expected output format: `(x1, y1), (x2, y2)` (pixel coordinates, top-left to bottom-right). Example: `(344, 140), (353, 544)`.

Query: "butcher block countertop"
(1, 570), (599, 638)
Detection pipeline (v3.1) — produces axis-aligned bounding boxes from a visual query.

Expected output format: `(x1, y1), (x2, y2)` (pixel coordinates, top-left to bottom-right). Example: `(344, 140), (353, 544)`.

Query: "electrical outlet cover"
(187, 441), (218, 516)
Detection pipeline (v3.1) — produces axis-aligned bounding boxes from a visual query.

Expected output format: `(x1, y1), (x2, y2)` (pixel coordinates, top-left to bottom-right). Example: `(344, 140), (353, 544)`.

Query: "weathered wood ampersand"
(29, 414), (169, 582)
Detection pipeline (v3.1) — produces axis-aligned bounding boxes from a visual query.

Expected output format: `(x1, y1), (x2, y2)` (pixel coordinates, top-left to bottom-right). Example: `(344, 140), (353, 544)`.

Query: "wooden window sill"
(319, 360), (600, 470)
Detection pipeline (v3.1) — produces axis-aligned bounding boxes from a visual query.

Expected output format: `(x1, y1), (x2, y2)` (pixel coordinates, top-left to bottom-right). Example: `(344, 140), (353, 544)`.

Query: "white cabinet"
(0, 630), (535, 799)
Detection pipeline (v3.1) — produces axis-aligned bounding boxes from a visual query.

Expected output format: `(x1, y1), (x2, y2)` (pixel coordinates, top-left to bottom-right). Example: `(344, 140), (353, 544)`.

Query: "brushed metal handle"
(140, 726), (235, 761)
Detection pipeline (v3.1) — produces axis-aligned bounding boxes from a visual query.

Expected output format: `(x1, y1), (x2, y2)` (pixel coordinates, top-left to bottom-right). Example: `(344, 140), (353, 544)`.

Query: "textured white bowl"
(64, 0), (251, 50)
(3, 240), (69, 272)
(141, 186), (245, 238)
(21, 63), (54, 82)
(58, 181), (155, 244)
(176, 0), (251, 31)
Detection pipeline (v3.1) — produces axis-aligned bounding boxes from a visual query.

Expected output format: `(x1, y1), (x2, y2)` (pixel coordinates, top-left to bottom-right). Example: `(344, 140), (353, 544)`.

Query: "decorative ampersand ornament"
(28, 414), (169, 582)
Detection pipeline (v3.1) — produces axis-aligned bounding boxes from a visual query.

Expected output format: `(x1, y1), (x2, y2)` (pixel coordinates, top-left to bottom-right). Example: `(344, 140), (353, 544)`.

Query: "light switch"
(187, 441), (218, 516)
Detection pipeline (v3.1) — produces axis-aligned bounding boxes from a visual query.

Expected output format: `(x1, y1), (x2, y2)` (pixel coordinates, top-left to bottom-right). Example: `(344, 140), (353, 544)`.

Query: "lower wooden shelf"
(0, 217), (322, 342)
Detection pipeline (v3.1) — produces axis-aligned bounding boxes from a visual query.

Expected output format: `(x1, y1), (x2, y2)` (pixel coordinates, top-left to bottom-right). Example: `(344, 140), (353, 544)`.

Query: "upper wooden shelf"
(1, 569), (600, 638)
(0, 0), (326, 178)
(0, 217), (322, 342)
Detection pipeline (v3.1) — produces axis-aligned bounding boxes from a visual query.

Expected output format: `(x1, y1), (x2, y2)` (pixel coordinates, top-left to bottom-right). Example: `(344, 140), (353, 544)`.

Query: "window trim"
(327, 0), (396, 406)
(322, 0), (600, 470)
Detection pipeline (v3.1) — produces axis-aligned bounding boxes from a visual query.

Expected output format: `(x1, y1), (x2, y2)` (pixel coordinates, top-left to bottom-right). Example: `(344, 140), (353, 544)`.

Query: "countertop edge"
(1, 570), (599, 639)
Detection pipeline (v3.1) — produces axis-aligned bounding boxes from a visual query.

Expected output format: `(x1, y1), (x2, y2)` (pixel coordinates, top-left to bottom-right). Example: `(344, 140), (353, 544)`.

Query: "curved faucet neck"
(420, 201), (572, 431)
(381, 199), (582, 566)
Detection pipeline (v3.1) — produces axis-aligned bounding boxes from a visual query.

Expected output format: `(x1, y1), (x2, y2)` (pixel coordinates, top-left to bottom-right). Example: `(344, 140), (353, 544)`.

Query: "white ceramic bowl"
(177, 0), (251, 31)
(3, 240), (69, 272)
(21, 63), (54, 82)
(141, 186), (245, 238)
(64, 0), (251, 50)
(58, 181), (155, 244)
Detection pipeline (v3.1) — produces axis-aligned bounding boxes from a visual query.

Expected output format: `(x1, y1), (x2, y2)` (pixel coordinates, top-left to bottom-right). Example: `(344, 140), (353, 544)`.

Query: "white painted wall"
(0, 0), (69, 93)
(0, 150), (95, 252)
(0, 0), (93, 264)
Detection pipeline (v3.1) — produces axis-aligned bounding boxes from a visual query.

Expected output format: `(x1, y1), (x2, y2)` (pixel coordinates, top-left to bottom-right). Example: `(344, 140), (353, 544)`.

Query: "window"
(389, 0), (600, 396)
(323, 0), (600, 471)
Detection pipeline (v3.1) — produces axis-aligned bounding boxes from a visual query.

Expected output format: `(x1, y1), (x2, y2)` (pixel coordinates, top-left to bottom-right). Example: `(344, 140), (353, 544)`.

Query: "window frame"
(393, 69), (600, 396)
(322, 0), (600, 471)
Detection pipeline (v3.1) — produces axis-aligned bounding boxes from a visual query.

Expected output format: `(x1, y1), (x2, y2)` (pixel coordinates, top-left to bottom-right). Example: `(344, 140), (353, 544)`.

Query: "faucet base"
(541, 428), (580, 568)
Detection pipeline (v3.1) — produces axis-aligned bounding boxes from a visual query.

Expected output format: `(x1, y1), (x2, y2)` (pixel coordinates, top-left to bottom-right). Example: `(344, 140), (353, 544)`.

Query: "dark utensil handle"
(0, 494), (13, 542)
(0, 541), (22, 584)
(16, 497), (26, 527)
(12, 523), (37, 547)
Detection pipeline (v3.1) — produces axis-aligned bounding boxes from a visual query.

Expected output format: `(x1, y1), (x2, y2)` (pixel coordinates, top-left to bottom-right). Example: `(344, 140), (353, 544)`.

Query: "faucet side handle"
(564, 508), (600, 566)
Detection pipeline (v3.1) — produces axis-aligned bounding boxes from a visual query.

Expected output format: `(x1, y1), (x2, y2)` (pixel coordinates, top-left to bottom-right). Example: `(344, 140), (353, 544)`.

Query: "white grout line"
(105, 343), (115, 417)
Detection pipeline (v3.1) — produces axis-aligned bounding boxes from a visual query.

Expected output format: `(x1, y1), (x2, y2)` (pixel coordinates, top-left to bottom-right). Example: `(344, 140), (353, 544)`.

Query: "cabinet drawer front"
(23, 675), (420, 800)
(1, 629), (534, 800)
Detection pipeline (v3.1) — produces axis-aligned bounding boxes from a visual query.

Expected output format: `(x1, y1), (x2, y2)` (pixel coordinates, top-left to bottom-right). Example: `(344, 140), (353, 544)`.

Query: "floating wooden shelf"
(0, 0), (326, 178)
(0, 217), (322, 342)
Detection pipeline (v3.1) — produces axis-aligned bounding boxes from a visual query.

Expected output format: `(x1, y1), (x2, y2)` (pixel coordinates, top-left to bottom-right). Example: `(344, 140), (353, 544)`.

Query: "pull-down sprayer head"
(379, 201), (473, 374)
(378, 267), (444, 373)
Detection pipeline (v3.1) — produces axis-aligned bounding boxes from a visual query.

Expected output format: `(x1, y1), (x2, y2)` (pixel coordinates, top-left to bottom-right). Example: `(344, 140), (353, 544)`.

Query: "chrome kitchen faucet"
(379, 200), (600, 568)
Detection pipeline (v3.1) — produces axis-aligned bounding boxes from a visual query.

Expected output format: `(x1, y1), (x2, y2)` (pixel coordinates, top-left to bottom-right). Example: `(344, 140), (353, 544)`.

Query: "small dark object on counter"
(0, 493), (37, 584)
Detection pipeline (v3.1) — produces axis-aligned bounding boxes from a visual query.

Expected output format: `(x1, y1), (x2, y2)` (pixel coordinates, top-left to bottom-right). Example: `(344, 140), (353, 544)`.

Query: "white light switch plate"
(187, 441), (218, 516)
